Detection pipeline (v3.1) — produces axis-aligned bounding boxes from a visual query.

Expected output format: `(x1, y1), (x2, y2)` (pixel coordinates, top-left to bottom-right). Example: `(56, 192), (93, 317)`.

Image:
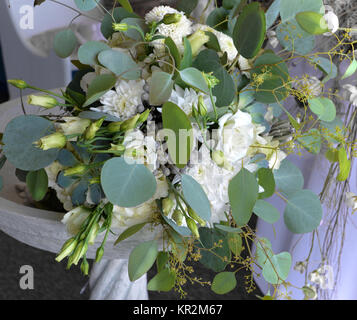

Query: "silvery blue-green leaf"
(57, 149), (78, 167)
(320, 117), (345, 144)
(89, 183), (102, 205)
(257, 167), (275, 199)
(181, 174), (211, 221)
(262, 252), (292, 284)
(71, 142), (91, 163)
(57, 171), (77, 189)
(79, 111), (121, 122)
(266, 0), (281, 29)
(180, 38), (192, 70)
(223, 0), (241, 10)
(162, 215), (192, 237)
(280, 0), (323, 23)
(253, 200), (280, 224)
(98, 49), (140, 80)
(74, 0), (97, 11)
(269, 103), (283, 117)
(71, 180), (89, 206)
(308, 97), (336, 122)
(78, 41), (110, 66)
(284, 189), (322, 234)
(227, 233), (243, 256)
(83, 74), (117, 107)
(128, 241), (158, 281)
(273, 159), (304, 197)
(3, 115), (59, 171)
(165, 37), (181, 69)
(101, 157), (157, 208)
(255, 237), (273, 267)
(115, 222), (147, 245)
(229, 168), (259, 226)
(214, 224), (242, 233)
(117, 0), (133, 12)
(179, 68), (209, 94)
(238, 89), (255, 108)
(341, 59), (357, 80)
(121, 17), (148, 41)
(297, 128), (322, 154)
(310, 56), (337, 82)
(26, 169), (48, 202)
(276, 19), (315, 55)
(54, 29), (77, 59)
(211, 272), (237, 295)
(149, 72), (174, 106)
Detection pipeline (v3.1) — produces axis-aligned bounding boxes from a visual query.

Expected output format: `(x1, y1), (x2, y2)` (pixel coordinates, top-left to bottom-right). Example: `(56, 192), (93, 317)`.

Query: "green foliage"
(337, 147), (351, 181)
(180, 38), (193, 70)
(3, 115), (59, 171)
(308, 97), (336, 122)
(117, 0), (133, 13)
(156, 251), (170, 272)
(207, 8), (229, 32)
(233, 3), (266, 59)
(149, 72), (174, 106)
(262, 252), (292, 284)
(181, 174), (211, 222)
(101, 157), (157, 207)
(128, 241), (158, 281)
(257, 168), (276, 199)
(227, 233), (243, 256)
(78, 41), (110, 66)
(296, 11), (328, 35)
(214, 224), (242, 234)
(298, 129), (322, 154)
(26, 169), (48, 201)
(121, 18), (148, 41)
(83, 74), (117, 107)
(115, 223), (147, 245)
(148, 269), (176, 292)
(74, 0), (97, 11)
(54, 29), (77, 59)
(284, 190), (322, 234)
(229, 168), (259, 226)
(311, 56), (337, 83)
(279, 0), (323, 23)
(342, 59), (357, 80)
(265, 0), (281, 29)
(165, 37), (181, 69)
(162, 102), (193, 169)
(211, 272), (237, 294)
(253, 200), (280, 224)
(179, 68), (209, 94)
(176, 0), (199, 16)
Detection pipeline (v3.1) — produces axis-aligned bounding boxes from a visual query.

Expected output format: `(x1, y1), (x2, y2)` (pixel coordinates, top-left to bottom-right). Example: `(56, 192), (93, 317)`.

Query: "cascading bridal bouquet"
(2, 0), (356, 299)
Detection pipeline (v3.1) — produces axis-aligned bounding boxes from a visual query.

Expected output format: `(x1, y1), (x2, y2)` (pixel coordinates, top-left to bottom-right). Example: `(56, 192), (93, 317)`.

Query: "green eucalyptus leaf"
(179, 68), (209, 94)
(147, 269), (176, 292)
(262, 252), (292, 284)
(114, 222), (147, 245)
(223, 0), (241, 10)
(310, 56), (337, 83)
(308, 97), (336, 122)
(284, 190), (322, 234)
(211, 272), (237, 295)
(180, 38), (193, 70)
(101, 157), (157, 207)
(181, 174), (211, 221)
(253, 200), (280, 224)
(128, 240), (158, 281)
(214, 224), (242, 234)
(266, 0), (281, 29)
(227, 233), (243, 256)
(342, 59), (357, 80)
(54, 29), (77, 58)
(257, 168), (276, 199)
(207, 8), (229, 32)
(176, 0), (199, 15)
(156, 251), (170, 272)
(165, 37), (181, 69)
(117, 0), (133, 12)
(149, 72), (174, 106)
(74, 0), (97, 11)
(121, 17), (147, 41)
(162, 102), (193, 168)
(26, 169), (48, 201)
(229, 168), (259, 226)
(233, 2), (266, 59)
(256, 237), (273, 267)
(297, 129), (322, 154)
(3, 115), (59, 171)
(84, 74), (117, 107)
(98, 49), (140, 80)
(296, 11), (328, 35)
(280, 0), (323, 23)
(78, 41), (110, 66)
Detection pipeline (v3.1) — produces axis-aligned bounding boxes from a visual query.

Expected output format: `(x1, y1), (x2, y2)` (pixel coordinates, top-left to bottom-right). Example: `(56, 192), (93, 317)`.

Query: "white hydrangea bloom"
(168, 85), (214, 115)
(91, 79), (145, 121)
(343, 84), (357, 106)
(145, 6), (192, 52)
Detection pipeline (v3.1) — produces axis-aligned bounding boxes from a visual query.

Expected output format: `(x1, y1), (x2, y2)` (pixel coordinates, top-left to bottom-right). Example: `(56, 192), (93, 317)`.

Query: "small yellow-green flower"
(35, 132), (67, 150)
(28, 95), (58, 109)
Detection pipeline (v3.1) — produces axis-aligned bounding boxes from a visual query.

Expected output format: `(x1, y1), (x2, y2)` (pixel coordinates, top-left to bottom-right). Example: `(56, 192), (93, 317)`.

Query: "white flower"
(59, 117), (91, 137)
(346, 192), (357, 211)
(267, 30), (279, 48)
(343, 84), (357, 106)
(168, 85), (213, 115)
(61, 206), (91, 235)
(80, 72), (96, 93)
(238, 55), (252, 78)
(91, 79), (145, 121)
(193, 24), (238, 62)
(323, 11), (339, 35)
(216, 110), (264, 165)
(145, 6), (192, 52)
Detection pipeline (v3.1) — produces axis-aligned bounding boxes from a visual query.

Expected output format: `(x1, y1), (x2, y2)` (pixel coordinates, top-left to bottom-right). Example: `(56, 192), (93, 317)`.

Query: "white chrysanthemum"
(343, 84), (357, 106)
(145, 6), (192, 52)
(111, 174), (169, 228)
(91, 79), (145, 121)
(346, 192), (357, 211)
(169, 85), (214, 115)
(193, 24), (238, 62)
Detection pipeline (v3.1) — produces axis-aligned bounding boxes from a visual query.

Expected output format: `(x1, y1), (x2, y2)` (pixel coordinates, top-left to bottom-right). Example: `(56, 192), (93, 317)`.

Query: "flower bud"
(188, 208), (206, 227)
(138, 109), (150, 124)
(107, 121), (122, 133)
(172, 209), (184, 226)
(55, 238), (77, 262)
(186, 217), (200, 238)
(212, 150), (225, 167)
(34, 132), (67, 150)
(198, 95), (207, 117)
(64, 164), (87, 176)
(60, 117), (91, 136)
(88, 222), (100, 245)
(108, 143), (125, 154)
(112, 22), (129, 32)
(27, 95), (58, 109)
(72, 241), (88, 265)
(121, 114), (141, 132)
(84, 118), (105, 141)
(7, 79), (28, 89)
(188, 30), (210, 56)
(162, 198), (174, 216)
(163, 13), (182, 25)
(192, 104), (199, 118)
(80, 259), (90, 276)
(203, 72), (220, 89)
(95, 246), (105, 263)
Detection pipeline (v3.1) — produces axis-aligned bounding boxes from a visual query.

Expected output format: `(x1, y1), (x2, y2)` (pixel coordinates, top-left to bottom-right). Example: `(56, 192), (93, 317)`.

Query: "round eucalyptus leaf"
(3, 115), (59, 171)
(149, 71), (174, 106)
(211, 272), (237, 295)
(262, 252), (292, 284)
(26, 169), (48, 201)
(74, 0), (97, 11)
(83, 74), (117, 107)
(147, 269), (176, 292)
(78, 41), (110, 66)
(284, 190), (322, 234)
(128, 241), (158, 281)
(101, 157), (157, 208)
(181, 174), (211, 222)
(266, 0), (281, 29)
(179, 68), (209, 94)
(54, 29), (77, 58)
(308, 97), (336, 122)
(280, 0), (323, 23)
(253, 200), (280, 224)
